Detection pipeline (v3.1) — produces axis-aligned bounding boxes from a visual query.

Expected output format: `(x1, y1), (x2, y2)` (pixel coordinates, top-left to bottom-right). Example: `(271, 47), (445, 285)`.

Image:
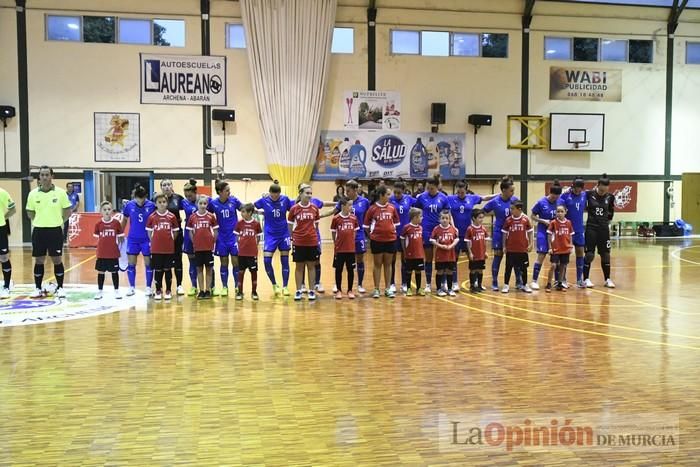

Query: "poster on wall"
(140, 53), (227, 105)
(343, 91), (401, 130)
(312, 131), (466, 181)
(549, 67), (622, 102)
(545, 181), (637, 212)
(94, 112), (140, 162)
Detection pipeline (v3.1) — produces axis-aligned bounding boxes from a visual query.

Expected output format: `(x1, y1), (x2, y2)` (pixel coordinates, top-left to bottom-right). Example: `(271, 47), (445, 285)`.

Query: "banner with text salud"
(312, 131), (466, 181)
(343, 91), (401, 130)
(549, 66), (621, 102)
(140, 54), (227, 105)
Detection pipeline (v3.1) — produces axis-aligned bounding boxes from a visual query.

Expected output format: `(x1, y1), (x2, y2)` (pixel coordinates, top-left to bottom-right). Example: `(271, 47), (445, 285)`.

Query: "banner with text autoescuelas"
(550, 67), (621, 102)
(312, 131), (466, 180)
(140, 54), (227, 105)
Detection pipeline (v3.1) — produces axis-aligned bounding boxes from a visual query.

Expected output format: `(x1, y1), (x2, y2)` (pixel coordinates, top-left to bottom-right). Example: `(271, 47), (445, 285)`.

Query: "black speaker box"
(0, 106), (15, 119)
(468, 114), (492, 126)
(431, 103), (446, 124)
(212, 109), (235, 122)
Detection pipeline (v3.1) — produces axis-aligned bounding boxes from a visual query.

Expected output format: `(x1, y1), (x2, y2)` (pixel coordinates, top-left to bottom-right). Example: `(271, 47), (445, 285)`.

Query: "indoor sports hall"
(1, 0), (700, 465)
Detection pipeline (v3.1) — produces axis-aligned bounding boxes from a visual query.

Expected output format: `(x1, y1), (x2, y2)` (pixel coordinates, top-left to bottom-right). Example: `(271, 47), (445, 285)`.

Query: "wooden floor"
(2, 238), (700, 465)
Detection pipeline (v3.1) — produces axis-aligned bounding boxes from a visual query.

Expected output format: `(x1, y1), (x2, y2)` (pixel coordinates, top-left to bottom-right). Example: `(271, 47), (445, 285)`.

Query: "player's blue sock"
(127, 264), (136, 288)
(576, 257), (584, 282)
(533, 262), (542, 281)
(145, 265), (153, 288)
(220, 265), (229, 288)
(189, 262), (197, 288)
(357, 262), (365, 286)
(554, 268), (560, 282)
(492, 255), (502, 287)
(232, 265), (240, 290)
(264, 256), (276, 285)
(315, 263), (321, 286)
(425, 262), (433, 288)
(280, 255), (290, 287)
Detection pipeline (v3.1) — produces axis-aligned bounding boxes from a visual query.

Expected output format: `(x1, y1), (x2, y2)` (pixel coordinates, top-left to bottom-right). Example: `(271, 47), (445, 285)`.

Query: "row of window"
(390, 30), (509, 57)
(45, 15), (700, 64)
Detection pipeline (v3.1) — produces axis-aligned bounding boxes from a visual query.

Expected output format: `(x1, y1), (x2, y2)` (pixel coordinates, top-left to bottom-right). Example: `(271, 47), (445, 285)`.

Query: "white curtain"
(241, 0), (337, 193)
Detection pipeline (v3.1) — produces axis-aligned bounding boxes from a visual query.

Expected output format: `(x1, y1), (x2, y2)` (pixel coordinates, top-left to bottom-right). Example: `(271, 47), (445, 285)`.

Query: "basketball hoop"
(573, 141), (590, 149)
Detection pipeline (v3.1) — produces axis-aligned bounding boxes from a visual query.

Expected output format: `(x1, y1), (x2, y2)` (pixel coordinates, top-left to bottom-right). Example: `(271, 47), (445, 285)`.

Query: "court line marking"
(46, 255), (97, 282)
(457, 288), (700, 341)
(671, 245), (700, 266)
(586, 288), (699, 316)
(432, 295), (700, 351)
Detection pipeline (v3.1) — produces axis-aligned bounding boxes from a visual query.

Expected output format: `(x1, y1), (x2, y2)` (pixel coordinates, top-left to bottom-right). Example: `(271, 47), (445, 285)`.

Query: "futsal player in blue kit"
(121, 184), (156, 296)
(482, 176), (519, 291)
(208, 180), (242, 296)
(255, 183), (293, 296)
(334, 180), (370, 293)
(558, 177), (587, 287)
(389, 180), (415, 293)
(414, 177), (450, 293)
(529, 180), (562, 290)
(447, 180), (496, 292)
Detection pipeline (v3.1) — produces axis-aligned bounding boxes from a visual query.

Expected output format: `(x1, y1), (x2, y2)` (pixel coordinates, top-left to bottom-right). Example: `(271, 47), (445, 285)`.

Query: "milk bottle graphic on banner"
(410, 138), (428, 178)
(339, 137), (351, 175)
(427, 136), (438, 175)
(348, 140), (367, 178)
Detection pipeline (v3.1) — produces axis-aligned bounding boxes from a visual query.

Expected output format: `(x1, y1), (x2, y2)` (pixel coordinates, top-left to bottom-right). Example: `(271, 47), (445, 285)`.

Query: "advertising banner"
(312, 131), (466, 180)
(140, 53), (227, 105)
(550, 67), (622, 102)
(343, 91), (401, 130)
(545, 181), (637, 212)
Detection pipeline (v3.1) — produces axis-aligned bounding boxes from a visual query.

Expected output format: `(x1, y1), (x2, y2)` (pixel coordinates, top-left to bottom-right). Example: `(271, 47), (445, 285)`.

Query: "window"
(83, 16), (115, 43)
(391, 30), (420, 54)
(544, 37), (572, 60)
(573, 37), (599, 61)
(46, 15), (81, 41)
(452, 33), (479, 56)
(331, 27), (353, 54)
(687, 42), (700, 64)
(226, 24), (246, 49)
(629, 40), (653, 63)
(421, 31), (450, 56)
(153, 19), (185, 47)
(481, 33), (508, 58)
(119, 18), (151, 45)
(601, 39), (627, 62)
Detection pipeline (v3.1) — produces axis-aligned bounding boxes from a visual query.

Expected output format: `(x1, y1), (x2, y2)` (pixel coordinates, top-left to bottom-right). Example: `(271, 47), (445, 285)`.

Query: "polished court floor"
(1, 238), (700, 465)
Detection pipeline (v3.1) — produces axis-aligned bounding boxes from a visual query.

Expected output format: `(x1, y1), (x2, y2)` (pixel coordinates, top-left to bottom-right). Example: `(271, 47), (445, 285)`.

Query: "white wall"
(0, 3), (20, 172)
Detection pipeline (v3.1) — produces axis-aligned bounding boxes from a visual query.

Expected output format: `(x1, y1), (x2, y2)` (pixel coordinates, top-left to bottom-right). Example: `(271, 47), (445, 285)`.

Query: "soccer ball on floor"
(43, 282), (58, 296)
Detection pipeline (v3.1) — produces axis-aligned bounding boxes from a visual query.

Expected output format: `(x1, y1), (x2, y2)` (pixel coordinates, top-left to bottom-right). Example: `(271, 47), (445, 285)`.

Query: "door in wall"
(681, 173), (700, 230)
(111, 173), (152, 210)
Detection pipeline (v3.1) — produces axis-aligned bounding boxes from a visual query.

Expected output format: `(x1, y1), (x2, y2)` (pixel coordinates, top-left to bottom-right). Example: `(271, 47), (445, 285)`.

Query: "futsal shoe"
(604, 279), (616, 288)
(451, 283), (460, 292)
(154, 290), (163, 300)
(115, 289), (122, 299)
(424, 285), (432, 294)
(389, 284), (397, 294)
(30, 288), (43, 298)
(372, 289), (381, 299)
(401, 284), (408, 294)
(406, 288), (414, 296)
(315, 283), (325, 293)
(332, 284), (338, 294)
(252, 292), (259, 301)
(545, 283), (552, 293)
(470, 286), (478, 294)
(576, 280), (586, 288)
(308, 291), (317, 301)
(584, 279), (595, 288)
(94, 291), (103, 300)
(55, 287), (66, 298)
(335, 291), (343, 300)
(385, 289), (395, 299)
(448, 290), (457, 297)
(145, 287), (152, 297)
(561, 281), (570, 289)
(437, 288), (447, 297)
(0, 288), (10, 299)
(357, 286), (366, 294)
(522, 285), (533, 293)
(126, 287), (135, 297)
(188, 287), (198, 297)
(220, 287), (229, 297)
(197, 291), (206, 300)
(176, 285), (185, 296)
(282, 287), (290, 297)
(203, 291), (212, 299)
(347, 291), (356, 299)
(294, 291), (303, 301)
(235, 291), (243, 300)
(491, 283), (500, 292)
(273, 284), (281, 297)
(417, 288), (426, 296)
(529, 281), (540, 291)
(300, 284), (307, 294)
(164, 291), (172, 300)
(501, 285), (510, 294)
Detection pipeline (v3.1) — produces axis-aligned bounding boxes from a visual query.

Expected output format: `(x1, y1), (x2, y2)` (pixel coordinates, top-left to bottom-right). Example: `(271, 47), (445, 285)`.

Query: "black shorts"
(333, 252), (356, 269)
(405, 258), (425, 271)
(370, 240), (395, 254)
(293, 245), (319, 263)
(506, 252), (529, 268)
(151, 253), (174, 270)
(585, 227), (611, 255)
(194, 251), (215, 267)
(435, 261), (456, 272)
(95, 258), (119, 273)
(469, 260), (486, 271)
(551, 253), (570, 265)
(32, 226), (64, 257)
(0, 224), (8, 256)
(239, 256), (258, 271)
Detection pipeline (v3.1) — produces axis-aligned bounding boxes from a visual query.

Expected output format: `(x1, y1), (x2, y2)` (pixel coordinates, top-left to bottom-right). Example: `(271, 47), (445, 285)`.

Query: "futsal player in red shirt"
(288, 185), (321, 301)
(93, 201), (124, 300)
(234, 204), (262, 301)
(186, 195), (218, 299)
(146, 194), (180, 300)
(466, 208), (488, 293)
(400, 208), (426, 296)
(501, 201), (534, 293)
(546, 205), (574, 292)
(330, 197), (359, 299)
(430, 210), (459, 297)
(363, 186), (400, 299)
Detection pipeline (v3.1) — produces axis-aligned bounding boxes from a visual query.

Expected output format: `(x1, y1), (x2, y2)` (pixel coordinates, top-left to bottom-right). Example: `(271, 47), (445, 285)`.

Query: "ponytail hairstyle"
(269, 183), (282, 194)
(215, 179), (229, 195)
(572, 177), (585, 189)
(499, 175), (514, 191)
(375, 185), (389, 198)
(183, 178), (198, 194)
(133, 184), (148, 199)
(598, 173), (610, 186)
(455, 180), (468, 192)
(549, 179), (563, 195)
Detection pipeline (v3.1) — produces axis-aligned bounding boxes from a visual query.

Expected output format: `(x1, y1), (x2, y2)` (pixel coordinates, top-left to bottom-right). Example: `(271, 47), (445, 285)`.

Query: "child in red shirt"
(288, 185), (321, 301)
(546, 205), (574, 292)
(186, 195), (218, 300)
(363, 186), (400, 299)
(93, 201), (124, 300)
(146, 194), (180, 300)
(430, 210), (459, 297)
(501, 201), (534, 293)
(331, 197), (359, 299)
(234, 203), (262, 301)
(466, 208), (489, 294)
(400, 208), (425, 296)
